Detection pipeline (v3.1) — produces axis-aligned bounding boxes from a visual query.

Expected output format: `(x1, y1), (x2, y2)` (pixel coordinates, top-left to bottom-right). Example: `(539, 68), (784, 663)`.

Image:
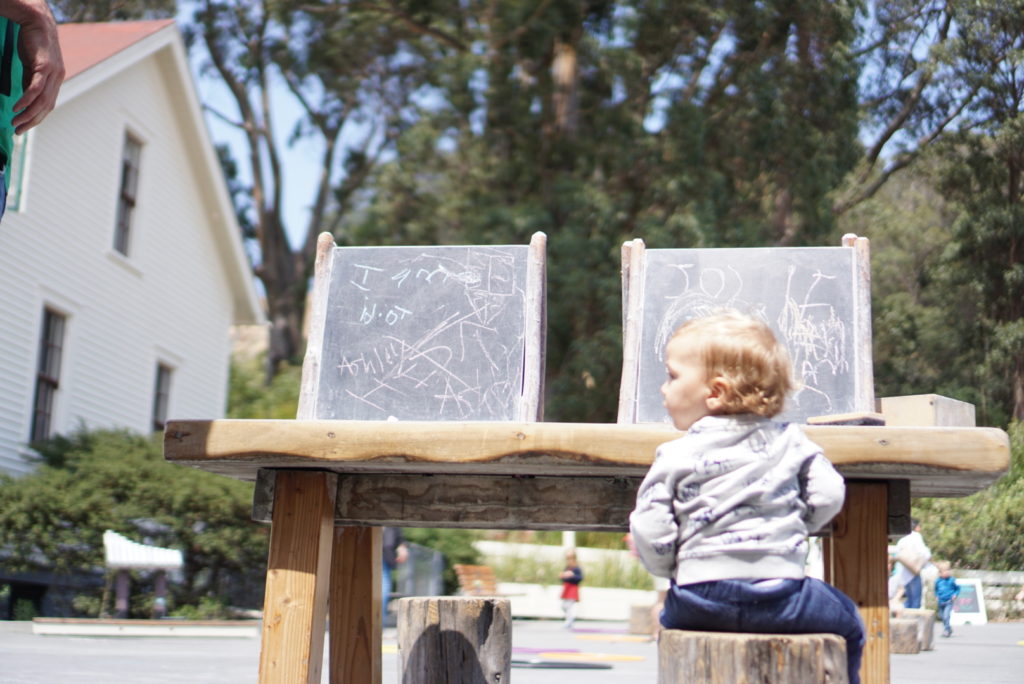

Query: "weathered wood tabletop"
(164, 419), (1009, 496)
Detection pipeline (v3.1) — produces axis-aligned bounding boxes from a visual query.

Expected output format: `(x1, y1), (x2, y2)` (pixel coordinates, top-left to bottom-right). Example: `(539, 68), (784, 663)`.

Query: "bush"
(916, 421), (1024, 570)
(0, 429), (268, 617)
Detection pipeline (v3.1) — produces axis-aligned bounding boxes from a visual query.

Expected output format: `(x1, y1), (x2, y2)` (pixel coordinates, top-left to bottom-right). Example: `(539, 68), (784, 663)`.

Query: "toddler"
(559, 549), (583, 629)
(629, 311), (865, 683)
(934, 561), (960, 637)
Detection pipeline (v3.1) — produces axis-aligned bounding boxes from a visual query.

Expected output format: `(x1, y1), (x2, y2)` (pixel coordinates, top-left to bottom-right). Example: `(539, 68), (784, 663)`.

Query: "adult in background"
(0, 0), (64, 220)
(894, 518), (932, 609)
(381, 527), (408, 619)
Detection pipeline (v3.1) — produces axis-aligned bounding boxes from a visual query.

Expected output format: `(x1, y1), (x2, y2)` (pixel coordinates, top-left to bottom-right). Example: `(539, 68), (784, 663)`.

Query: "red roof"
(58, 19), (176, 82)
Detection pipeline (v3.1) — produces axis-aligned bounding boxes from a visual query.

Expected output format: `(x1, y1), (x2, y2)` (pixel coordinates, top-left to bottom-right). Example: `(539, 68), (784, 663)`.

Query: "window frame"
(113, 132), (143, 256)
(151, 362), (173, 433)
(30, 307), (67, 443)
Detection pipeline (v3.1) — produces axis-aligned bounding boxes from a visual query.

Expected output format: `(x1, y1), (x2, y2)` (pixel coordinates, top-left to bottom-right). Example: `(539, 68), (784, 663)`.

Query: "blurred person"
(934, 561), (960, 638)
(559, 548), (583, 629)
(894, 519), (932, 609)
(0, 0), (64, 220)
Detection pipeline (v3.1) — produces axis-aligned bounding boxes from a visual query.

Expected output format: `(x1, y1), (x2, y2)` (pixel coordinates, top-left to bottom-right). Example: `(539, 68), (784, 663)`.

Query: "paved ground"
(2, 618), (1023, 682)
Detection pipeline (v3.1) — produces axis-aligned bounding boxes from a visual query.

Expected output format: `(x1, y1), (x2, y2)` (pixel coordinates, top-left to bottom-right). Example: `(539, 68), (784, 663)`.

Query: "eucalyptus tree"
(936, 0), (1024, 422)
(187, 0), (437, 375)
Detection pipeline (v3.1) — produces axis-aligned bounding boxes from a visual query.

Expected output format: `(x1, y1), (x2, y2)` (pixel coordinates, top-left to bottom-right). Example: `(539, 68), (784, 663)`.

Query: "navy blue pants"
(662, 578), (865, 684)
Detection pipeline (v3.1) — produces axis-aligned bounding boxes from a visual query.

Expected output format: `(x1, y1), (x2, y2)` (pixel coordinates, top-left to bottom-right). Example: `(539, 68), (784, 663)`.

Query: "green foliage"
(340, 1), (863, 420)
(915, 422), (1024, 569)
(838, 157), (989, 415)
(227, 357), (301, 419)
(488, 548), (653, 590)
(532, 531), (628, 550)
(171, 596), (233, 621)
(50, 0), (176, 22)
(0, 430), (268, 617)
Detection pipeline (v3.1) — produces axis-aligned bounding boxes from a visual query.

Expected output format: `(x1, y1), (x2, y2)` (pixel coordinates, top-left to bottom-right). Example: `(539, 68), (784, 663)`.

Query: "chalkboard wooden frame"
(298, 232), (547, 423)
(618, 234), (874, 424)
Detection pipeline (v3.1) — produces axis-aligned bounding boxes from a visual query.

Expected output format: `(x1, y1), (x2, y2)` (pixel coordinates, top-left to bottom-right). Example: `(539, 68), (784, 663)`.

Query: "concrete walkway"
(2, 618), (1022, 682)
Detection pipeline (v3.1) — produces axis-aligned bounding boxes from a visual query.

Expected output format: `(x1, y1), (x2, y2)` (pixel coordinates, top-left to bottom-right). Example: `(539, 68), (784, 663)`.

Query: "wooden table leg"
(258, 471), (337, 684)
(329, 526), (382, 684)
(825, 480), (890, 684)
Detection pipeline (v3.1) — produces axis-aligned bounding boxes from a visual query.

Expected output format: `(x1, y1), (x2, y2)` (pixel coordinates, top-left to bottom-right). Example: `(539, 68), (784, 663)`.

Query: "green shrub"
(0, 429), (268, 617)
(488, 547), (653, 590)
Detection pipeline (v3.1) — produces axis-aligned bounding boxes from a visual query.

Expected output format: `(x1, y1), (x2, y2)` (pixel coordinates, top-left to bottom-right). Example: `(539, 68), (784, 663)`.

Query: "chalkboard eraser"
(806, 411), (886, 426)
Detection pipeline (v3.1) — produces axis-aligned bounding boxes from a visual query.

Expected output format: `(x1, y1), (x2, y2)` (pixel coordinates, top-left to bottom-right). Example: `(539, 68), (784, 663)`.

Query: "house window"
(113, 134), (142, 255)
(31, 308), (66, 443)
(152, 363), (172, 432)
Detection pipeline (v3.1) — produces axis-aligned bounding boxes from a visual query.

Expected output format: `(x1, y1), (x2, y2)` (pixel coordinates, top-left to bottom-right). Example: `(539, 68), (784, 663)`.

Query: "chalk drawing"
(638, 248), (857, 423)
(319, 246), (527, 421)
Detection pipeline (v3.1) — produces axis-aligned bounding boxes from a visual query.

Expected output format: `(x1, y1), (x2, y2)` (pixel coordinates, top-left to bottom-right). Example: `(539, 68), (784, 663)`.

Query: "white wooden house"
(0, 20), (263, 476)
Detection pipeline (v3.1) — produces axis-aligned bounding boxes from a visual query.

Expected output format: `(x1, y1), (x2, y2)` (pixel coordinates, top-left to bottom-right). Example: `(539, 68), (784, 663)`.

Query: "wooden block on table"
(878, 394), (976, 427)
(889, 617), (921, 654)
(658, 630), (848, 683)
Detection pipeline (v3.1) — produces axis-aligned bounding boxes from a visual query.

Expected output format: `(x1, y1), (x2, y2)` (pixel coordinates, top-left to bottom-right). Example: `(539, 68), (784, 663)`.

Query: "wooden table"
(164, 420), (1010, 684)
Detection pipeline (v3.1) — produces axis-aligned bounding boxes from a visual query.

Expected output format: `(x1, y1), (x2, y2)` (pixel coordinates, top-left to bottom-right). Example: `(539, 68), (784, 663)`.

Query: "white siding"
(0, 51), (244, 475)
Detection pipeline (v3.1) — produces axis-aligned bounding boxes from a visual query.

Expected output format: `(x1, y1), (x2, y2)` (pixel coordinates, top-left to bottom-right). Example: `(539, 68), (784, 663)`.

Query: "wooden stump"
(658, 630), (848, 684)
(630, 604), (656, 635)
(397, 597), (511, 684)
(900, 608), (935, 651)
(889, 618), (920, 654)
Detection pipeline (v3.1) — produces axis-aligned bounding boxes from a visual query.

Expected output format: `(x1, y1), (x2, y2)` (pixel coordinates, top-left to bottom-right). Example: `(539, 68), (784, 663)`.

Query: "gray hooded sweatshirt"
(629, 414), (844, 586)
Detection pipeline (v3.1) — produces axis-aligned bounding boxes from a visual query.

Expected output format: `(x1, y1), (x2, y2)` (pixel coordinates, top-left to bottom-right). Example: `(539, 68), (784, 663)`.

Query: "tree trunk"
(397, 597), (511, 684)
(658, 630), (849, 683)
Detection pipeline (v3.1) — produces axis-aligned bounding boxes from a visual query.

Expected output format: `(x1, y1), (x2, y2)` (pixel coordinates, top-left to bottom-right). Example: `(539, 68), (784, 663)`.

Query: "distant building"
(0, 20), (263, 477)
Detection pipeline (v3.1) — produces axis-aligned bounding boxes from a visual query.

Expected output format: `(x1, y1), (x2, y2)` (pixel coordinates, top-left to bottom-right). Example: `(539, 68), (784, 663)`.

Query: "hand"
(395, 544), (409, 564)
(8, 0), (65, 133)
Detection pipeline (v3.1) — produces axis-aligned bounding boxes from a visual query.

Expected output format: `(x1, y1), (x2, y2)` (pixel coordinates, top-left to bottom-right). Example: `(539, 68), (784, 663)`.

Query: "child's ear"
(706, 376), (729, 412)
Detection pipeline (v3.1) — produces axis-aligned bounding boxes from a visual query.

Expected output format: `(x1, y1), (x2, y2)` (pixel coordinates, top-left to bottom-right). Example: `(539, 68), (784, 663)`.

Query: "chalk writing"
(637, 247), (860, 423)
(315, 245), (529, 421)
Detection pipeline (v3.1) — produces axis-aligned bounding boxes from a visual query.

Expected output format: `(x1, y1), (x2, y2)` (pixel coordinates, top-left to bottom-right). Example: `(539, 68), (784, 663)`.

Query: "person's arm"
(629, 443), (686, 578)
(798, 449), (846, 533)
(1, 0), (63, 133)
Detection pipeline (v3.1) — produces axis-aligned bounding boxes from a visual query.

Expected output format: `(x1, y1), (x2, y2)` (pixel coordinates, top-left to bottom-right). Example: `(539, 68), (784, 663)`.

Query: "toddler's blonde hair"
(670, 310), (794, 418)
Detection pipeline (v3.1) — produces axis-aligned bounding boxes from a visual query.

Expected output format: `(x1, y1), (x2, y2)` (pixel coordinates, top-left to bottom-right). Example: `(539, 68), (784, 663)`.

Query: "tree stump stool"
(629, 604), (656, 635)
(397, 597), (511, 684)
(889, 618), (921, 654)
(900, 608), (936, 651)
(658, 630), (848, 684)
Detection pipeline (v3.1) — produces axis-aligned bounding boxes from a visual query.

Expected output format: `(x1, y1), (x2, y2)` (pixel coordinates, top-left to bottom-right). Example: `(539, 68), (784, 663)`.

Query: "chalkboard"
(619, 237), (873, 424)
(299, 233), (546, 422)
(950, 578), (988, 625)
